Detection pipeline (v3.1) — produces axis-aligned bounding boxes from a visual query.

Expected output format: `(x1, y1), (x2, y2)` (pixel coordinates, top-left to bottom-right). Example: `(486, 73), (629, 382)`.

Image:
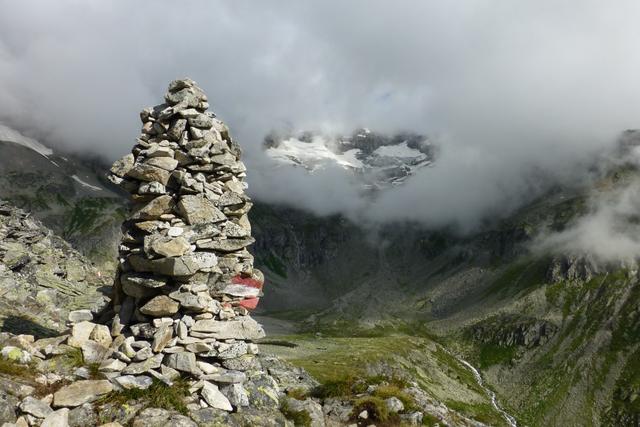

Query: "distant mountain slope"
(0, 127), (126, 272)
(253, 134), (640, 425)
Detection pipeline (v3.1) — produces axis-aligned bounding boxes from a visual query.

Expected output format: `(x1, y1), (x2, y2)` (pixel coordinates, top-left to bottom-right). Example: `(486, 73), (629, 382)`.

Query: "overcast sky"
(2, 1), (640, 230)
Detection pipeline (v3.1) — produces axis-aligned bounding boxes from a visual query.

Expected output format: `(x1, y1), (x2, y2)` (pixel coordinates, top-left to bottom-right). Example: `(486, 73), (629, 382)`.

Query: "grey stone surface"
(53, 380), (113, 408)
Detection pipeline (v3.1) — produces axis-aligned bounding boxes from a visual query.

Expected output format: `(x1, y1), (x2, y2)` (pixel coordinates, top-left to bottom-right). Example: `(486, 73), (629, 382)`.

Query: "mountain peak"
(264, 129), (435, 190)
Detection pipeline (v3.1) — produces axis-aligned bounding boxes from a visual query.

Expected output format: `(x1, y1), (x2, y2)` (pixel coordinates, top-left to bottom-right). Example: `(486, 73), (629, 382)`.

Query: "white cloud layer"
(2, 1), (640, 229)
(534, 179), (640, 263)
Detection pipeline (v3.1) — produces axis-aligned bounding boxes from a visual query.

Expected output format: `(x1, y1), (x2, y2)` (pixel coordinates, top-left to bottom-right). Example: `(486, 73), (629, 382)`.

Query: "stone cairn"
(104, 78), (266, 411)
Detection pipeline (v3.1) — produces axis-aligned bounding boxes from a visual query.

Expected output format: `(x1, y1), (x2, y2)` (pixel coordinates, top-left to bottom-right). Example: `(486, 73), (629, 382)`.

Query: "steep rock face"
(250, 203), (381, 313)
(0, 200), (110, 334)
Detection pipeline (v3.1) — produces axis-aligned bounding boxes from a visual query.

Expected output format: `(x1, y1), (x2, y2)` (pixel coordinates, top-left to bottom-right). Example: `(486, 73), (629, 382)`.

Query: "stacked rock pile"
(102, 78), (266, 411)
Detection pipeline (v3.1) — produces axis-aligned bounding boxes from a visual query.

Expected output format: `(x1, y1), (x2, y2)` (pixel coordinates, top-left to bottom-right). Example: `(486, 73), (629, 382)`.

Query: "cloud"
(533, 178), (640, 264)
(2, 1), (640, 229)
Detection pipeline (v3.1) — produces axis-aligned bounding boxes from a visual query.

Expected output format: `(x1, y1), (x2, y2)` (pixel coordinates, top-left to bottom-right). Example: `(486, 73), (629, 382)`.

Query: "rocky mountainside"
(0, 200), (110, 334)
(264, 129), (434, 190)
(254, 136), (640, 426)
(0, 126), (126, 273)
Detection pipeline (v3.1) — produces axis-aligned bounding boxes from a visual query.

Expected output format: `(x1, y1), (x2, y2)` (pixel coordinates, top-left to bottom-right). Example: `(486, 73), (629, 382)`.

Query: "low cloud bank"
(2, 1), (640, 230)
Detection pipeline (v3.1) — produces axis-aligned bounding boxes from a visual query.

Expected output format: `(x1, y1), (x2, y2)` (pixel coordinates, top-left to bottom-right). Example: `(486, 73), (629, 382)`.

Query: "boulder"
(80, 340), (110, 364)
(220, 383), (249, 408)
(164, 352), (198, 375)
(132, 195), (174, 220)
(145, 157), (179, 172)
(147, 236), (190, 258)
(151, 324), (173, 352)
(67, 322), (96, 348)
(197, 237), (255, 252)
(385, 396), (404, 413)
(139, 296), (179, 317)
(177, 195), (226, 225)
(19, 396), (52, 418)
(89, 324), (112, 348)
(191, 317), (265, 340)
(0, 346), (31, 364)
(126, 163), (171, 185)
(53, 381), (113, 408)
(114, 375), (153, 390)
(201, 382), (232, 412)
(131, 407), (196, 427)
(110, 154), (135, 178)
(40, 408), (69, 427)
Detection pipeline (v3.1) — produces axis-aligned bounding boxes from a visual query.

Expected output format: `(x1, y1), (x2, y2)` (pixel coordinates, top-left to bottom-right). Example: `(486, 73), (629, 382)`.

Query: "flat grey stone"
(114, 375), (153, 390)
(53, 381), (113, 408)
(191, 317), (265, 340)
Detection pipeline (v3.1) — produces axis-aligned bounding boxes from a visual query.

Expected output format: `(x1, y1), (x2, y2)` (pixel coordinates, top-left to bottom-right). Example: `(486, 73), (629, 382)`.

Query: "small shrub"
(422, 412), (442, 426)
(280, 399), (312, 427)
(61, 348), (84, 369)
(287, 387), (309, 400)
(100, 378), (190, 414)
(352, 396), (389, 422)
(311, 376), (366, 398)
(87, 362), (103, 379)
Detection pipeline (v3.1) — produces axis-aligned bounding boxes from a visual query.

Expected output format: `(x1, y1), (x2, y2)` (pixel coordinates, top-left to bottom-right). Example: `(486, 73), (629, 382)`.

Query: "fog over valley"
(2, 0), (640, 232)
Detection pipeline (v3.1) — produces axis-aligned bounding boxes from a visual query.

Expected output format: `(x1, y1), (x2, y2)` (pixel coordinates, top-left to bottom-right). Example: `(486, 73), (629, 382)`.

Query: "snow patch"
(71, 175), (103, 191)
(373, 141), (423, 158)
(266, 136), (364, 171)
(0, 124), (53, 157)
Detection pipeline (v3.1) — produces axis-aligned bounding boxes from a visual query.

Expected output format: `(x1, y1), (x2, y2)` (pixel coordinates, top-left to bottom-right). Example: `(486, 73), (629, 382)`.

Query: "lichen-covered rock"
(0, 201), (110, 333)
(131, 407), (197, 427)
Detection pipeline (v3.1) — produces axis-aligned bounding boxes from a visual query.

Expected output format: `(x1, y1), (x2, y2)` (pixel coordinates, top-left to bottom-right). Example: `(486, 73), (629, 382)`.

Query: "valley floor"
(258, 317), (517, 426)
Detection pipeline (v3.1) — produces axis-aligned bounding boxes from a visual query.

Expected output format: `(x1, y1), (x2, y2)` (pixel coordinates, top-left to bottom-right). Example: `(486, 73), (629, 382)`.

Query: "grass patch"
(287, 388), (309, 400)
(422, 412), (443, 426)
(484, 257), (549, 298)
(87, 362), (104, 380)
(477, 343), (517, 369)
(372, 384), (418, 412)
(0, 357), (31, 377)
(431, 348), (485, 396)
(286, 336), (416, 384)
(61, 347), (85, 369)
(280, 399), (312, 427)
(311, 375), (367, 399)
(64, 197), (122, 237)
(99, 378), (190, 415)
(446, 400), (506, 426)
